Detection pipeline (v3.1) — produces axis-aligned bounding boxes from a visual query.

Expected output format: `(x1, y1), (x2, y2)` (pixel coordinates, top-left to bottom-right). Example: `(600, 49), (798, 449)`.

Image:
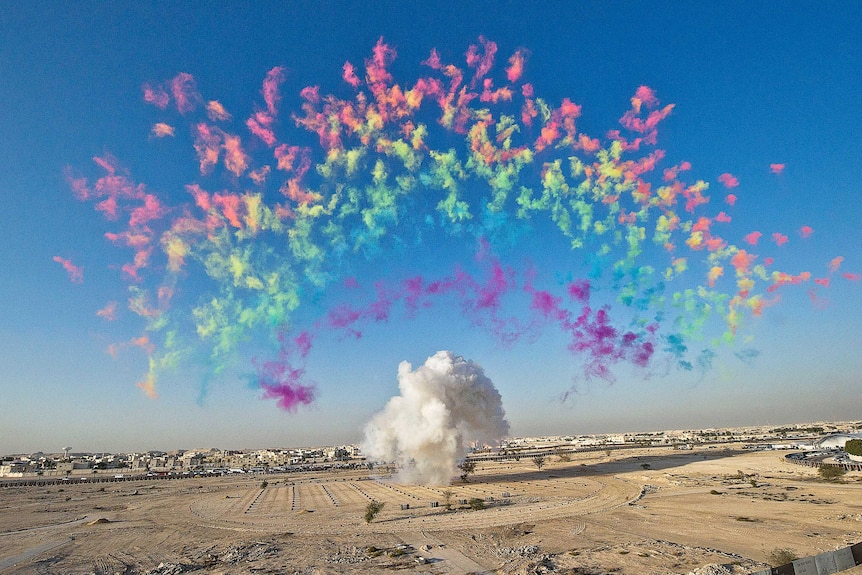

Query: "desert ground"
(2, 447), (862, 575)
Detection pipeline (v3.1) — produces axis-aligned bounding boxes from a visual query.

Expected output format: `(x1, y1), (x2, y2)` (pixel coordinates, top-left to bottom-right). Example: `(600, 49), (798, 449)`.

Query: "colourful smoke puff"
(62, 37), (854, 407)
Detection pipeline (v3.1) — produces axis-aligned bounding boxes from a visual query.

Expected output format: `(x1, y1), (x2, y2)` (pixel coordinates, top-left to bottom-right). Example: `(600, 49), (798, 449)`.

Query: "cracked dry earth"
(2, 448), (862, 575)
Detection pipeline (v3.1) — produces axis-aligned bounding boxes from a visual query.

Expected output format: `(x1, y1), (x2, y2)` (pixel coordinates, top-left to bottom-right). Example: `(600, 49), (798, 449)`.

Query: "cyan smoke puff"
(362, 351), (509, 486)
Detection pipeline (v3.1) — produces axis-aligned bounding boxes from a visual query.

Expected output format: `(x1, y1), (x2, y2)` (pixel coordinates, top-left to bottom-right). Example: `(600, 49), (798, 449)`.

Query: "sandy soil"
(2, 447), (861, 574)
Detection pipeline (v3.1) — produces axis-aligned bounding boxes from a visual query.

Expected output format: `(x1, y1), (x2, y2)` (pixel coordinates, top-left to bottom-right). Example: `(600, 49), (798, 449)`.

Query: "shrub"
(364, 501), (384, 523)
(768, 548), (798, 565)
(845, 439), (862, 457)
(467, 497), (485, 510)
(260, 480), (268, 489)
(819, 465), (846, 481)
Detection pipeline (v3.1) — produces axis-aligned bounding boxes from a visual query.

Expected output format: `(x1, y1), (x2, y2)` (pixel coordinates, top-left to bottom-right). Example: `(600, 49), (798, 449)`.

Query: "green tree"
(458, 459), (476, 481)
(468, 498), (485, 510)
(442, 489), (453, 510)
(532, 455), (545, 470)
(844, 439), (862, 457)
(364, 501), (384, 523)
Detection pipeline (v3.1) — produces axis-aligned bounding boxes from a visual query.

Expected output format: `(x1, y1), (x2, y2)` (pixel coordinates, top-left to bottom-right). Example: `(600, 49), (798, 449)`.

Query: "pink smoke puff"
(743, 231), (762, 246)
(725, 193), (737, 206)
(465, 36), (497, 86)
(718, 173), (739, 188)
(97, 301), (118, 321)
(843, 273), (861, 281)
(770, 163), (785, 174)
(772, 232), (789, 246)
(342, 61), (362, 87)
(170, 72), (200, 114)
(53, 256), (83, 283)
(262, 66), (286, 115)
(800, 225), (814, 238)
(142, 83), (169, 109)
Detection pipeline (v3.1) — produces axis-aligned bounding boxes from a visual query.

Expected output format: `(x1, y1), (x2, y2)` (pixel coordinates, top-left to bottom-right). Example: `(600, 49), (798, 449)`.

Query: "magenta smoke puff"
(361, 351), (509, 486)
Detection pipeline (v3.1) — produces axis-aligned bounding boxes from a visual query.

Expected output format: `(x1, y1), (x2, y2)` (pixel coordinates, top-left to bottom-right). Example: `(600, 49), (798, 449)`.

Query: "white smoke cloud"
(361, 350), (509, 485)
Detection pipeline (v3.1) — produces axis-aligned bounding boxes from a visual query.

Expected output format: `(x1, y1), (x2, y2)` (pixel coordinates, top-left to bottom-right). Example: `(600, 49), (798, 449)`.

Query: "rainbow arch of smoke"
(63, 37), (856, 408)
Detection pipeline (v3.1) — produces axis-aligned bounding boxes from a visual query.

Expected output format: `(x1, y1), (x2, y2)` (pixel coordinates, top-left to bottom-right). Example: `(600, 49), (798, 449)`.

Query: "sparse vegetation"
(640, 463), (651, 470)
(260, 480), (268, 489)
(818, 465), (846, 481)
(709, 489), (722, 495)
(768, 547), (799, 565)
(364, 501), (384, 523)
(532, 455), (545, 470)
(467, 497), (485, 510)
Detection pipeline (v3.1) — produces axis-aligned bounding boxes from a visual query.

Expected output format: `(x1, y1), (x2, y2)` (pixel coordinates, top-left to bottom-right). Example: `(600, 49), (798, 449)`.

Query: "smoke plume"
(361, 350), (509, 485)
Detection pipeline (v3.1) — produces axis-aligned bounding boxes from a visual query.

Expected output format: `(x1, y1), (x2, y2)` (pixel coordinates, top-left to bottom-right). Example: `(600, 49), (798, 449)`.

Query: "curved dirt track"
(187, 464), (644, 534)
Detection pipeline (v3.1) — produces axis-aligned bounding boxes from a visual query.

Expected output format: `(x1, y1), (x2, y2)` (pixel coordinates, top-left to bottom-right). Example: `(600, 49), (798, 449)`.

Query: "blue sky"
(1, 2), (860, 454)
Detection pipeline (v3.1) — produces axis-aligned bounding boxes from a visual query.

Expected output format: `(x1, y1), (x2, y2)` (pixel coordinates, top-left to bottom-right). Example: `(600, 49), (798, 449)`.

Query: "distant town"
(3, 420), (861, 480)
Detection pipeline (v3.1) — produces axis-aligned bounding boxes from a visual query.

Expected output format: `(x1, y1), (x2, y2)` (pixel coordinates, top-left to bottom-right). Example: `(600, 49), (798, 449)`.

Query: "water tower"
(62, 446), (72, 460)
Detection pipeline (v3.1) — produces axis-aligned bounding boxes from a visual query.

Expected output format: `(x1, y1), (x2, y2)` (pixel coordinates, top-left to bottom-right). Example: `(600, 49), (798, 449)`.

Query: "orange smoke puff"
(193, 123), (221, 174)
(213, 193), (244, 228)
(222, 133), (249, 176)
(828, 256), (844, 272)
(691, 217), (711, 233)
(815, 278), (830, 287)
(730, 249), (756, 274)
(206, 100), (231, 121)
(283, 178), (322, 205)
(708, 266), (724, 287)
(705, 237), (726, 251)
(130, 336), (155, 354)
(97, 301), (118, 321)
(53, 256), (83, 283)
(186, 183), (212, 211)
(576, 134), (600, 153)
(632, 181), (651, 204)
(249, 166), (271, 185)
(136, 374), (158, 399)
(104, 231), (151, 249)
(770, 163), (785, 174)
(717, 173), (739, 188)
(842, 272), (861, 281)
(151, 123), (175, 137)
(772, 232), (789, 246)
(724, 193), (737, 206)
(506, 49), (526, 83)
(743, 231), (762, 245)
(247, 119), (276, 147)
